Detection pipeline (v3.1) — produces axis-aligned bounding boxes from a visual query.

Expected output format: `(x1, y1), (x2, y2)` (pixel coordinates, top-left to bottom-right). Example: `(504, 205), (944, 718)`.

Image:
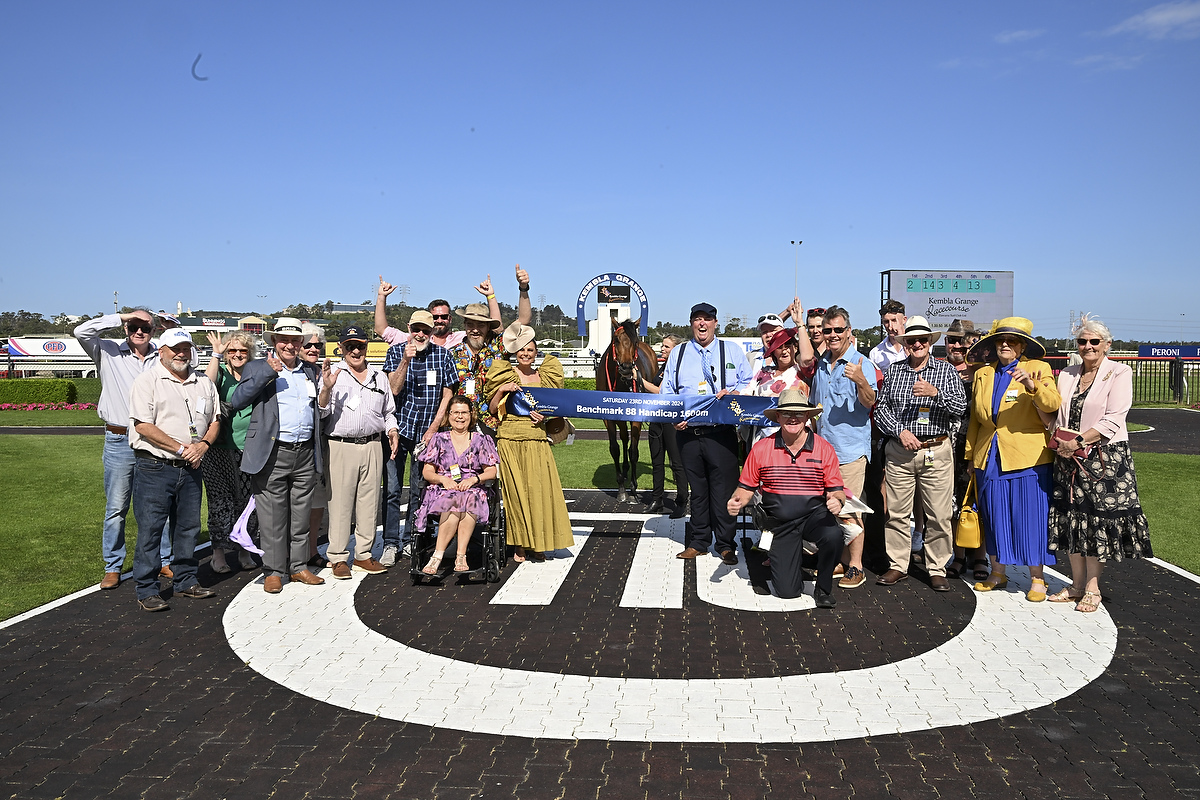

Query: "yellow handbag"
(955, 473), (982, 549)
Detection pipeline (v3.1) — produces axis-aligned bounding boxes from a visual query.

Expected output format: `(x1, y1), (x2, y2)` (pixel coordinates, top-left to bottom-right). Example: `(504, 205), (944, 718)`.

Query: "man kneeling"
(727, 390), (846, 609)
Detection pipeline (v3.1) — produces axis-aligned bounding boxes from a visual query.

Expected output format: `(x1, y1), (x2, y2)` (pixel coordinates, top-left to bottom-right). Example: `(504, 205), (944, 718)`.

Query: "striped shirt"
(738, 432), (844, 521)
(322, 362), (397, 438)
(873, 357), (967, 439)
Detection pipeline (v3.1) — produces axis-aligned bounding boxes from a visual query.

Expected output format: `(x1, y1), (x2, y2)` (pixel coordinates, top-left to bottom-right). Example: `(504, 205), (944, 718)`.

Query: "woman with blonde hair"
(1046, 315), (1152, 612)
(964, 318), (1061, 601)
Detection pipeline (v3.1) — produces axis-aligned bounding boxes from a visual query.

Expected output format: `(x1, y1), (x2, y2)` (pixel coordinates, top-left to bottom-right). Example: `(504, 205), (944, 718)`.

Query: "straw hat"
(545, 417), (575, 446)
(502, 320), (536, 353)
(455, 302), (501, 329)
(264, 317), (305, 344)
(894, 315), (942, 345)
(968, 316), (1046, 361)
(763, 389), (822, 422)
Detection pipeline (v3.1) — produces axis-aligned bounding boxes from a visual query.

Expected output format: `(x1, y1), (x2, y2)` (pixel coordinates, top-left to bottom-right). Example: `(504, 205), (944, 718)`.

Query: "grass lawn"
(1134, 452), (1199, 575)
(0, 409), (104, 426)
(553, 438), (676, 494)
(0, 435), (207, 620)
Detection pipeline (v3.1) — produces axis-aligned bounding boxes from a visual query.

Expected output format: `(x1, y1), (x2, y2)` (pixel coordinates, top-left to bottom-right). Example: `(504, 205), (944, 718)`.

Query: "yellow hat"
(967, 316), (1045, 362)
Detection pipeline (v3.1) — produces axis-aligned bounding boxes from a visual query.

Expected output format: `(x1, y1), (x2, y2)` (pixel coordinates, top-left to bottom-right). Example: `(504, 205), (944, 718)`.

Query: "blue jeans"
(132, 456), (202, 600)
(103, 432), (171, 573)
(380, 435), (421, 549)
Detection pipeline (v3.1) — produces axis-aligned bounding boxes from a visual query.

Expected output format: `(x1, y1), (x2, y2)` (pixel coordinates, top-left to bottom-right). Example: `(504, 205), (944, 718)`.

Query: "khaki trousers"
(326, 438), (383, 563)
(883, 437), (954, 576)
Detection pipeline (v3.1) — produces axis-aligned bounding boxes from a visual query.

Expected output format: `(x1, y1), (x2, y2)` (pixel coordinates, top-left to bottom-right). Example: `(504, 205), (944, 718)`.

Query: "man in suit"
(230, 317), (331, 594)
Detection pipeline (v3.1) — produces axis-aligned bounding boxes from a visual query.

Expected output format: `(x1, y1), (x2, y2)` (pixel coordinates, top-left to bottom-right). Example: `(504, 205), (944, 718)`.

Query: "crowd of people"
(76, 280), (1152, 615)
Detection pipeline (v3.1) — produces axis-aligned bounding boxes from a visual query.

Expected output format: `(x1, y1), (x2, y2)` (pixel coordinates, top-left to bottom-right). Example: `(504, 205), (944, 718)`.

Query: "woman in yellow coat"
(964, 318), (1062, 601)
(486, 321), (574, 562)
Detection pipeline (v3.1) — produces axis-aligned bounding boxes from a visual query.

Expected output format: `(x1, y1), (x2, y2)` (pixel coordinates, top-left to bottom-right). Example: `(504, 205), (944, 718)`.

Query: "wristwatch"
(1074, 435), (1084, 445)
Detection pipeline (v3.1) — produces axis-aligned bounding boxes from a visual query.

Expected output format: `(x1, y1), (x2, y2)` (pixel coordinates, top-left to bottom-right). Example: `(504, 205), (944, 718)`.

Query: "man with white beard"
(126, 329), (221, 611)
(379, 310), (460, 565)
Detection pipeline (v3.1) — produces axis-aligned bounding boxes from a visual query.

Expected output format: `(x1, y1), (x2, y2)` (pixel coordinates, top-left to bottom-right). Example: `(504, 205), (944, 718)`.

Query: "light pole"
(790, 240), (803, 300)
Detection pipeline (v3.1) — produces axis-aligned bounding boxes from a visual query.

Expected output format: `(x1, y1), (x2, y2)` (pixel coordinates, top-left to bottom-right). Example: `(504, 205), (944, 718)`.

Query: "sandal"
(973, 576), (1008, 592)
(946, 556), (967, 580)
(513, 547), (526, 563)
(454, 554), (469, 572)
(1076, 591), (1102, 613)
(1026, 577), (1048, 603)
(970, 559), (990, 582)
(1048, 587), (1085, 603)
(422, 552), (445, 575)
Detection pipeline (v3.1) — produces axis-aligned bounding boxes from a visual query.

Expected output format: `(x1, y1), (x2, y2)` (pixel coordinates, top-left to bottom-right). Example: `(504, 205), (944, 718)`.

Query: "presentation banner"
(885, 270), (1014, 332)
(508, 388), (778, 427)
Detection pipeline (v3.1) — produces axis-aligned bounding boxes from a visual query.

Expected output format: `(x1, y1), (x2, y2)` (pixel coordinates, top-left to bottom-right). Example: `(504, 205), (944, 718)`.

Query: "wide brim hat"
(895, 315), (942, 345)
(545, 416), (576, 446)
(763, 389), (822, 422)
(968, 316), (1046, 362)
(456, 302), (502, 329)
(502, 320), (536, 353)
(764, 327), (798, 359)
(264, 317), (305, 344)
(945, 318), (977, 337)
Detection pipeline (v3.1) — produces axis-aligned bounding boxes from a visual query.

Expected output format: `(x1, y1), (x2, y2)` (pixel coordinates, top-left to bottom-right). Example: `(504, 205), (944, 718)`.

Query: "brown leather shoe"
(720, 550), (738, 566)
(289, 569), (325, 586)
(100, 572), (121, 590)
(331, 561), (352, 580)
(876, 569), (909, 586)
(930, 575), (951, 592)
(263, 575), (283, 594)
(159, 565), (174, 579)
(676, 547), (705, 560)
(352, 558), (387, 574)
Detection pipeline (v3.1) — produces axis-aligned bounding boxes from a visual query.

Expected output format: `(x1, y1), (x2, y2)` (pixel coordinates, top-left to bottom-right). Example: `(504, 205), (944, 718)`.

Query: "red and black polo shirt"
(737, 431), (845, 520)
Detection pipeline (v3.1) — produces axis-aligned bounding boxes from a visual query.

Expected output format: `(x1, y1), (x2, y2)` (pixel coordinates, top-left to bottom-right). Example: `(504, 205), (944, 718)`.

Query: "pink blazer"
(1049, 358), (1131, 444)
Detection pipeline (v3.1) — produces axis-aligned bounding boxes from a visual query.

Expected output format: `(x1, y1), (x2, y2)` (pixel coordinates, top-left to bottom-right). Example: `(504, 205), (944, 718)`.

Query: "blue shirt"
(275, 362), (316, 443)
(810, 347), (877, 463)
(661, 338), (753, 424)
(383, 343), (460, 441)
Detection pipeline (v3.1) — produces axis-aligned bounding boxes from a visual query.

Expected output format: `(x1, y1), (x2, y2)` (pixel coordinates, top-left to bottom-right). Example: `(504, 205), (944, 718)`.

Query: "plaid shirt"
(448, 337), (504, 419)
(382, 343), (460, 441)
(874, 357), (967, 439)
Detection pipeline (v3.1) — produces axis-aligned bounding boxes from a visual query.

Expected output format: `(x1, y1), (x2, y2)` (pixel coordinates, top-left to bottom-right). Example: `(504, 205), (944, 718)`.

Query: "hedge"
(0, 379), (78, 404)
(563, 378), (597, 391)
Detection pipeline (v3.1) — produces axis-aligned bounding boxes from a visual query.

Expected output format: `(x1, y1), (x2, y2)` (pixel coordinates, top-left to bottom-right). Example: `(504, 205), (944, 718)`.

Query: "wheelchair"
(407, 469), (506, 584)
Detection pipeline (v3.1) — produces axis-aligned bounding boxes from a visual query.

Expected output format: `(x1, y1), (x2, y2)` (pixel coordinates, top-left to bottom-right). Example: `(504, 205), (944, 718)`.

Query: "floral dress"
(1048, 386), (1153, 561)
(414, 431), (500, 532)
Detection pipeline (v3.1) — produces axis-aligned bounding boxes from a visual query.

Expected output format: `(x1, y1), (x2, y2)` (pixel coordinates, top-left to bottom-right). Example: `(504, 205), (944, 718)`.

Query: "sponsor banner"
(509, 387), (778, 426)
(1138, 345), (1200, 358)
(7, 337), (91, 358)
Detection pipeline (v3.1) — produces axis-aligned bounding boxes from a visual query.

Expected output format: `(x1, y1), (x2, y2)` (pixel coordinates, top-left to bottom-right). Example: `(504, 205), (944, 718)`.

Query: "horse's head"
(609, 318), (641, 385)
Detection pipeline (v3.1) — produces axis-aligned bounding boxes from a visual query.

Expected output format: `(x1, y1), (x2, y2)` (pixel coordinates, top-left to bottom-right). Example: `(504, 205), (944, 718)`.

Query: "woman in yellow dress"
(486, 322), (574, 562)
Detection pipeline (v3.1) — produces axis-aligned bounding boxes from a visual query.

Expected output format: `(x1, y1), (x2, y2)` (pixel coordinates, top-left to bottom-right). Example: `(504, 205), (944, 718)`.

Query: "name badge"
(449, 464), (462, 481)
(196, 397), (208, 416)
(1004, 388), (1019, 403)
(306, 380), (318, 398)
(189, 423), (200, 441)
(426, 370), (438, 386)
(345, 395), (361, 411)
(923, 449), (935, 466)
(698, 380), (710, 396)
(465, 378), (476, 396)
(918, 407), (931, 425)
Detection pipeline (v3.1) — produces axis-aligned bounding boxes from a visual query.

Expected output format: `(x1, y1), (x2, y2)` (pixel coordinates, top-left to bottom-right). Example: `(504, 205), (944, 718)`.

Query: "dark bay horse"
(596, 318), (659, 503)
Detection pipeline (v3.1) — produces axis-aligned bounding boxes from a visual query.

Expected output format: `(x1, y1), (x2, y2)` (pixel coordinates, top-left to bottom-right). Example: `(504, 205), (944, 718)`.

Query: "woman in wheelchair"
(416, 396), (500, 574)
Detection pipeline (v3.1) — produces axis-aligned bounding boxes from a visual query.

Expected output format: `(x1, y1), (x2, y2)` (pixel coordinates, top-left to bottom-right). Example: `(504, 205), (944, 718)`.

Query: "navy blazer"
(229, 358), (325, 477)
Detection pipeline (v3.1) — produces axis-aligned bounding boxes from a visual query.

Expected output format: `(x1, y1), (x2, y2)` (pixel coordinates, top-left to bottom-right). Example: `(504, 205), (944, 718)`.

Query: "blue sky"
(2, 1), (1197, 342)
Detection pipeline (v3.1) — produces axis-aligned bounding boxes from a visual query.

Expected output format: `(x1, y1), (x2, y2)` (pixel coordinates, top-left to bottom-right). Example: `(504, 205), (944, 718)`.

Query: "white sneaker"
(380, 545), (398, 567)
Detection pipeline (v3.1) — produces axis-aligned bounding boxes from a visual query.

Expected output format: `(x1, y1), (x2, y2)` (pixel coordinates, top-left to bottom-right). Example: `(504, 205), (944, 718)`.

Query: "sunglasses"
(809, 307), (826, 315)
(822, 326), (848, 335)
(777, 411), (808, 421)
(302, 342), (323, 350)
(907, 337), (930, 345)
(995, 337), (1022, 347)
(1077, 338), (1103, 346)
(225, 348), (249, 355)
(342, 342), (366, 352)
(126, 323), (153, 334)
(945, 336), (964, 345)
(431, 314), (451, 320)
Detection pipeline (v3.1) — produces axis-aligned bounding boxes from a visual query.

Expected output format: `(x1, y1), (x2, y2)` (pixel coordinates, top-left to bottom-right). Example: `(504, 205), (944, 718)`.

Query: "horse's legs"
(605, 420), (627, 502)
(628, 421), (643, 502)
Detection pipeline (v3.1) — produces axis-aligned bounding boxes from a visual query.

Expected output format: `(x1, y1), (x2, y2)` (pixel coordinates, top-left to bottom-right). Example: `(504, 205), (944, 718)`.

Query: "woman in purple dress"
(416, 396), (500, 574)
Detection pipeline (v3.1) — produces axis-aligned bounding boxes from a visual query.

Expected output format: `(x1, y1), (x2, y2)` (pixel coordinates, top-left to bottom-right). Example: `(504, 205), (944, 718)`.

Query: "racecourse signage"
(576, 273), (649, 338)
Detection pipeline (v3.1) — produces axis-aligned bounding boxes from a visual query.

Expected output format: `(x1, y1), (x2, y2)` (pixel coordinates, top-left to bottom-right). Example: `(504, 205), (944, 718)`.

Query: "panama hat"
(264, 317), (305, 344)
(502, 320), (536, 353)
(763, 389), (822, 422)
(894, 315), (942, 345)
(968, 316), (1046, 362)
(455, 302), (502, 329)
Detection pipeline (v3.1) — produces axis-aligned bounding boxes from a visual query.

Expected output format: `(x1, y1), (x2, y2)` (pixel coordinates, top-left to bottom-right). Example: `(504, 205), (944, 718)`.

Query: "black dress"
(1048, 386), (1152, 561)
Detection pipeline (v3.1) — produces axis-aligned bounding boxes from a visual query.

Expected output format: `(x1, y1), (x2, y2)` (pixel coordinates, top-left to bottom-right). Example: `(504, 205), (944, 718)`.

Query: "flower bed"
(0, 403), (97, 411)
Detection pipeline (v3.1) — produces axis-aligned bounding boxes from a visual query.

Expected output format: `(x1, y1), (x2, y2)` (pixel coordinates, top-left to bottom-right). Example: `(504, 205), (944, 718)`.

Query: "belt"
(135, 450), (190, 469)
(681, 425), (730, 436)
(327, 433), (381, 445)
(105, 425), (128, 435)
(918, 435), (949, 447)
(276, 438), (312, 450)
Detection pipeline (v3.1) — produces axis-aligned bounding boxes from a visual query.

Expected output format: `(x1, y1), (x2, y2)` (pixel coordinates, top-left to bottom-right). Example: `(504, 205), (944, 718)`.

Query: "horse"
(596, 318), (659, 503)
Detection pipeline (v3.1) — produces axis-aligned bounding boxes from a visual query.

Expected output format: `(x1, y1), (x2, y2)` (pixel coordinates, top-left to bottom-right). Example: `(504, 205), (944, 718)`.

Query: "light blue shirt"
(662, 338), (753, 415)
(810, 347), (877, 463)
(275, 362), (315, 443)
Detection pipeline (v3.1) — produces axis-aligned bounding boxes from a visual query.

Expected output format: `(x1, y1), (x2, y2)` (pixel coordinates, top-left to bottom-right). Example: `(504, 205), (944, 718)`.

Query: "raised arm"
(514, 265), (532, 326)
(375, 275), (397, 338)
